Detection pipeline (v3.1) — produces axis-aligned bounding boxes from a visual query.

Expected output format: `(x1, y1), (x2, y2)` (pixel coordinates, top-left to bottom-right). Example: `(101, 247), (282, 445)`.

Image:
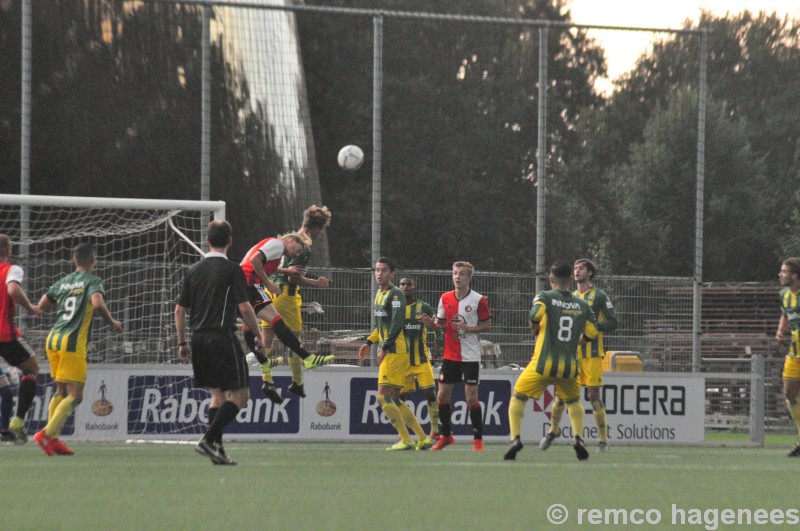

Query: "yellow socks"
(378, 395), (412, 444)
(549, 397), (565, 434)
(398, 400), (426, 441)
(44, 395), (76, 439)
(288, 353), (304, 385)
(566, 399), (586, 438)
(48, 393), (64, 423)
(508, 395), (526, 440)
(786, 398), (800, 435)
(427, 400), (439, 434)
(591, 400), (608, 443)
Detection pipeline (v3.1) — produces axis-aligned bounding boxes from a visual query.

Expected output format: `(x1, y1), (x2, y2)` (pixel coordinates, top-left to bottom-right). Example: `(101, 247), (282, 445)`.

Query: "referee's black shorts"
(190, 329), (249, 392)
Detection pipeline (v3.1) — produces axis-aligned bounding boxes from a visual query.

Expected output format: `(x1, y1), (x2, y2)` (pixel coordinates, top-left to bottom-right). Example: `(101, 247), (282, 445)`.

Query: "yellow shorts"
(783, 355), (800, 380)
(378, 352), (410, 389)
(46, 348), (87, 384)
(579, 356), (604, 388)
(264, 287), (302, 333)
(401, 362), (435, 395)
(514, 363), (581, 402)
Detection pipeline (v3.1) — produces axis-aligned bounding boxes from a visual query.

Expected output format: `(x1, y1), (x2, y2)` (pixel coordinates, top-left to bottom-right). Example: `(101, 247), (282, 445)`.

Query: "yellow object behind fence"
(603, 351), (644, 372)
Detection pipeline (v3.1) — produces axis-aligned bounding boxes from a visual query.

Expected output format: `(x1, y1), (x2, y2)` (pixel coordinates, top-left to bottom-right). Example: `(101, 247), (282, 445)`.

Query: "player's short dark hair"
(73, 243), (96, 267)
(574, 258), (597, 279)
(302, 204), (332, 231)
(0, 234), (10, 257)
(784, 258), (800, 277)
(550, 260), (572, 281)
(377, 256), (396, 271)
(207, 220), (232, 248)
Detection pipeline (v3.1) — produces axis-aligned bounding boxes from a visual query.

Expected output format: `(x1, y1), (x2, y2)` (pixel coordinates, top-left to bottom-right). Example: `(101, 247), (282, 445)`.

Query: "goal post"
(0, 193), (224, 364)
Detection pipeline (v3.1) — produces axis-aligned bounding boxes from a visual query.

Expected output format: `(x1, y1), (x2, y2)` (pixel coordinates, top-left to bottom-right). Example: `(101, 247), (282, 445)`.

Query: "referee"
(175, 220), (264, 465)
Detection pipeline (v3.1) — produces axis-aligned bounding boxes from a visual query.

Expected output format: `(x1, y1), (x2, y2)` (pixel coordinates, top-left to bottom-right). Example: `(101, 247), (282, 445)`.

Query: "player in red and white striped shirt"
(420, 261), (492, 451)
(0, 234), (43, 444)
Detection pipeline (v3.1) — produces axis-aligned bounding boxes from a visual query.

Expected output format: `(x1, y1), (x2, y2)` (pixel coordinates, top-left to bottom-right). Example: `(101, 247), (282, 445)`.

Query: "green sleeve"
(594, 290), (619, 333)
(380, 288), (406, 351)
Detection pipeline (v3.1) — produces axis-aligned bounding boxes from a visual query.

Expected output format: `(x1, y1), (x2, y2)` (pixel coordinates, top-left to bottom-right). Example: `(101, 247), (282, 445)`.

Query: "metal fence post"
(750, 354), (765, 447)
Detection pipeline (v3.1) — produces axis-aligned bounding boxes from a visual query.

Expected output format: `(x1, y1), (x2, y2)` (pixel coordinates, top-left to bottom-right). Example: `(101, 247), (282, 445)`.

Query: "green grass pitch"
(2, 437), (798, 530)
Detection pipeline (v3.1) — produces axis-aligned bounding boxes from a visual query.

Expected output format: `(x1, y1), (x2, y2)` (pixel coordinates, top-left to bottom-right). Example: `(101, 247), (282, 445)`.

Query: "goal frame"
(0, 194), (226, 220)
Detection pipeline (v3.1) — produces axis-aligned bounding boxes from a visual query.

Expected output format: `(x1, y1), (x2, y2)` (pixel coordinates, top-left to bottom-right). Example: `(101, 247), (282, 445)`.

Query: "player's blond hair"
(281, 232), (307, 250)
(452, 261), (474, 276)
(302, 204), (332, 231)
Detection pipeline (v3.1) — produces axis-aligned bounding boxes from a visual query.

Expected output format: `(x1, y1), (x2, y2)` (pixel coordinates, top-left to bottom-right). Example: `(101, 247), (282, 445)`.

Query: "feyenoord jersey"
(529, 289), (597, 378)
(574, 287), (618, 359)
(45, 270), (105, 353)
(0, 262), (24, 341)
(437, 289), (491, 362)
(780, 287), (800, 359)
(240, 238), (284, 286)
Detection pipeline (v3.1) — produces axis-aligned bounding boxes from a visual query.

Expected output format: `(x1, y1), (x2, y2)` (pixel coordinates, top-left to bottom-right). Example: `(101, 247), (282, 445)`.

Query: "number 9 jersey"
(45, 270), (105, 355)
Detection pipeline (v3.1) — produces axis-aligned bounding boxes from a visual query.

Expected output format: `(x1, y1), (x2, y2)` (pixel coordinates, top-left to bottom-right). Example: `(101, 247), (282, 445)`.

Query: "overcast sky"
(567, 0), (800, 92)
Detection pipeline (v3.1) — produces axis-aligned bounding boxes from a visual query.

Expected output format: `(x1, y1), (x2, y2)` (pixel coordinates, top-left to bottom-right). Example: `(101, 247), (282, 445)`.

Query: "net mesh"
(2, 202), (211, 365)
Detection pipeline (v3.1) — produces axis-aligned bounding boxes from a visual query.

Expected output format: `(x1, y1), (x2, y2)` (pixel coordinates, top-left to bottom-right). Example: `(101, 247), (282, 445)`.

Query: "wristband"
(179, 341), (187, 346)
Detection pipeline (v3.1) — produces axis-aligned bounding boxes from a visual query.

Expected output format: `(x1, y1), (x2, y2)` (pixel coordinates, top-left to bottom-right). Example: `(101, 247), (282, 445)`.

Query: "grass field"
(3, 436), (799, 530)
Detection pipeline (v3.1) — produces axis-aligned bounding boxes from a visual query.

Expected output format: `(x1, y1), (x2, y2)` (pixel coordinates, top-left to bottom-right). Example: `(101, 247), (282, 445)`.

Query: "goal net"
(0, 194), (224, 441)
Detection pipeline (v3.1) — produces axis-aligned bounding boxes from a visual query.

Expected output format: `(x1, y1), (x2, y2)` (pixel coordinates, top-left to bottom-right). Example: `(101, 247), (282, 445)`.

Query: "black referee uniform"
(178, 251), (249, 391)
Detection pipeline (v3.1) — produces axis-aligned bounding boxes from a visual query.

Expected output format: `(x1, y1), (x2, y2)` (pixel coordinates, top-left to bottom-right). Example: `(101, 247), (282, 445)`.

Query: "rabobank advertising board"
(31, 366), (704, 443)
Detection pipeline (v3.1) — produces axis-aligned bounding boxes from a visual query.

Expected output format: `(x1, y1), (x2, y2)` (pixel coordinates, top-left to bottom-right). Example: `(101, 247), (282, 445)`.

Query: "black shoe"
(0, 431), (16, 444)
(261, 382), (283, 404)
(504, 436), (523, 461)
(214, 445), (237, 466)
(788, 441), (800, 457)
(195, 438), (223, 464)
(573, 436), (589, 461)
(287, 382), (306, 398)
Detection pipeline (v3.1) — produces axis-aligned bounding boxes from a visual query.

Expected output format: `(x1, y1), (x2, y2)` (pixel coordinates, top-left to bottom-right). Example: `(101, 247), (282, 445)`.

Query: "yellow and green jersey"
(529, 289), (598, 378)
(780, 287), (800, 359)
(370, 299), (433, 366)
(574, 287), (618, 359)
(368, 285), (407, 354)
(270, 244), (312, 296)
(45, 270), (105, 354)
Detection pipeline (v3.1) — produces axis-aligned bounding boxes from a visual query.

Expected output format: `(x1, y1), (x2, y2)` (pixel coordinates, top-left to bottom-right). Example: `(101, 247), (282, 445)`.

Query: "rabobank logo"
(127, 375), (300, 434)
(349, 377), (511, 435)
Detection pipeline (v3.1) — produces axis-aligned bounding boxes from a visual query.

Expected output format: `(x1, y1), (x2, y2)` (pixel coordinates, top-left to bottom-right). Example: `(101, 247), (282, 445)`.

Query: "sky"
(567, 0), (800, 92)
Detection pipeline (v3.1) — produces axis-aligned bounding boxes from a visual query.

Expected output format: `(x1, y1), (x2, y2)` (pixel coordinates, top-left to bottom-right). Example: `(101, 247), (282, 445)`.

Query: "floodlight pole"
(369, 14), (384, 364)
(692, 29), (708, 373)
(535, 25), (549, 293)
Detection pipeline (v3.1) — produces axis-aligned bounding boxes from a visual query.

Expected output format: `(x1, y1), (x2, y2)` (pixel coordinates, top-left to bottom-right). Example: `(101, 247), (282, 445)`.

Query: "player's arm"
(529, 296), (546, 334)
(37, 292), (55, 312)
(777, 314), (790, 339)
(595, 292), (619, 333)
(91, 292), (123, 333)
(464, 296), (492, 333)
(359, 329), (379, 359)
(582, 307), (599, 342)
(380, 291), (406, 352)
(249, 252), (276, 288)
(174, 303), (191, 361)
(7, 278), (42, 317)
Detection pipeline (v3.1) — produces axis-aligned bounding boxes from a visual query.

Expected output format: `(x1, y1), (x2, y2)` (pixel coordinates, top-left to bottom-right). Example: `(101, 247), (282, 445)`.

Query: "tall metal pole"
(692, 29), (707, 373)
(19, 0), (32, 334)
(200, 5), (212, 248)
(535, 26), (548, 293)
(369, 15), (383, 362)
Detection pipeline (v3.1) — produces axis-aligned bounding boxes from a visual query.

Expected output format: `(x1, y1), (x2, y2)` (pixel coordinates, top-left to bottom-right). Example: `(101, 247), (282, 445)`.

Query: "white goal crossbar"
(0, 194), (226, 220)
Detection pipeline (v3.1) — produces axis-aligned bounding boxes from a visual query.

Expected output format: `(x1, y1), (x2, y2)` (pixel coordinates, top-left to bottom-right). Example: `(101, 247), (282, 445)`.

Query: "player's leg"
(379, 355), (414, 450)
(416, 364), (439, 442)
(396, 370), (427, 448)
(258, 304), (332, 369)
(782, 356), (800, 456)
(276, 290), (307, 397)
(584, 357), (608, 452)
(505, 366), (547, 460)
(431, 362), (456, 450)
(559, 378), (589, 461)
(7, 339), (39, 443)
(464, 363), (483, 451)
(0, 372), (13, 442)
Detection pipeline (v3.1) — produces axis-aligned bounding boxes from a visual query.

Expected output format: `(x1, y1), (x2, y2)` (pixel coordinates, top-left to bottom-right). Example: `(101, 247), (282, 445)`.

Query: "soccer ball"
(337, 145), (364, 171)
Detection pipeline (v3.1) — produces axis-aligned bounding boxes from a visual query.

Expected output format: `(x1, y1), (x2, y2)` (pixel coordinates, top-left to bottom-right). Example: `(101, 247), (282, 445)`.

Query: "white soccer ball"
(337, 145), (364, 171)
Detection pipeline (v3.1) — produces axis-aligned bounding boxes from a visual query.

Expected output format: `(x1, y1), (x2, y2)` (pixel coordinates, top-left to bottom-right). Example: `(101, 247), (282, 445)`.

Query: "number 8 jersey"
(529, 289), (598, 378)
(45, 270), (105, 354)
